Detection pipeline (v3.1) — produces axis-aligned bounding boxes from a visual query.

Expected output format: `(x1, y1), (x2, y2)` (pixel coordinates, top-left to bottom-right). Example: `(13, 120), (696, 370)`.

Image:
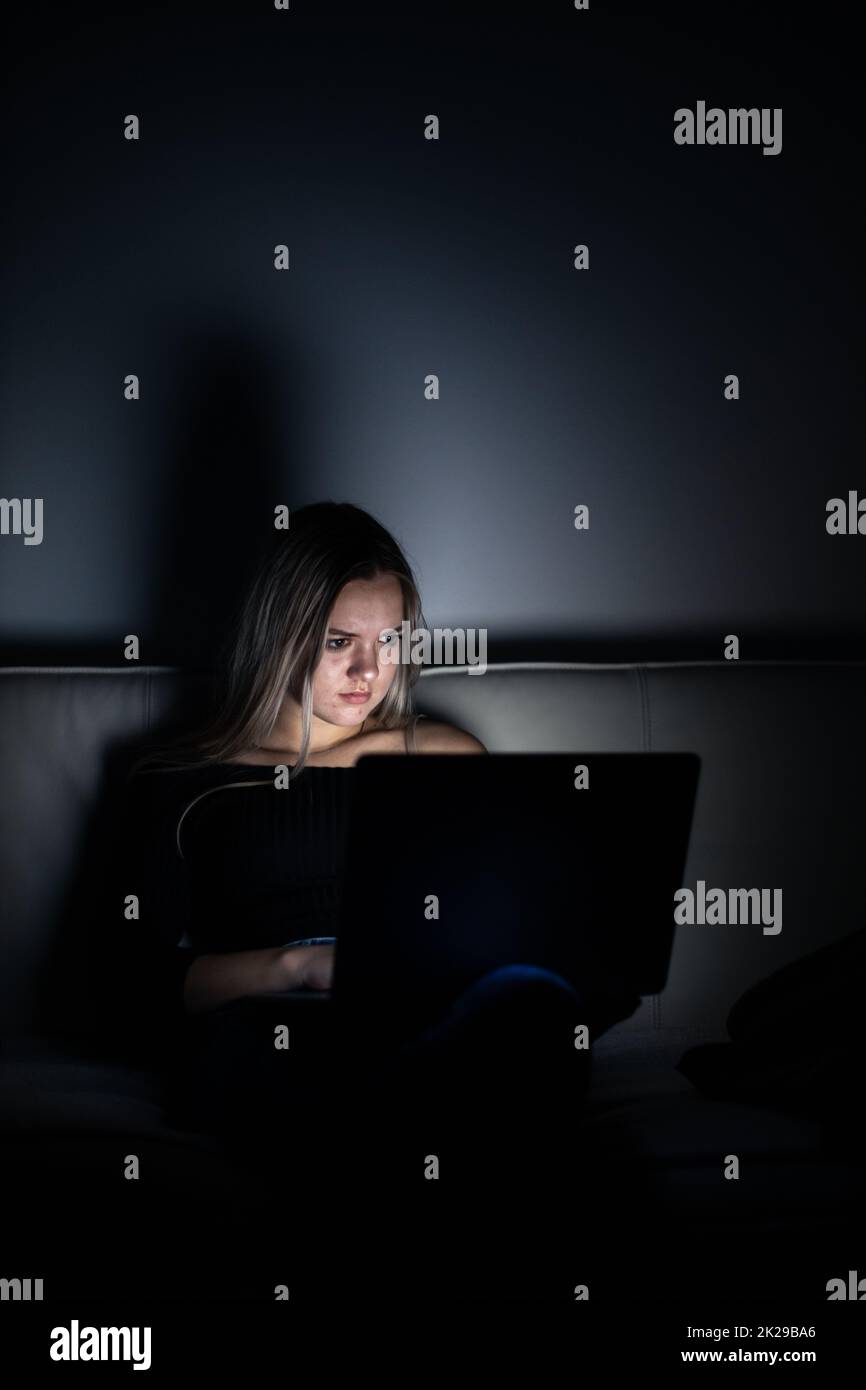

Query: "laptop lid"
(332, 752), (700, 1037)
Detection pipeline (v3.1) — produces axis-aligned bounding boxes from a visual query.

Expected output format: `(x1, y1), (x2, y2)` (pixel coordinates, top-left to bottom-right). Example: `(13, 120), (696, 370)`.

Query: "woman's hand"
(277, 943), (335, 992)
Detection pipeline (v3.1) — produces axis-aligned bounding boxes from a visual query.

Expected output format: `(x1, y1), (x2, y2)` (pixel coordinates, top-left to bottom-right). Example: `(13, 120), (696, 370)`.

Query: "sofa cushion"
(0, 1033), (167, 1133)
(581, 1028), (863, 1231)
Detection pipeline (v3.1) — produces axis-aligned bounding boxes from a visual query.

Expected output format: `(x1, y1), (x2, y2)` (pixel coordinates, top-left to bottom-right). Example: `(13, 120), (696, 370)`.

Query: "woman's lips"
(339, 692), (371, 704)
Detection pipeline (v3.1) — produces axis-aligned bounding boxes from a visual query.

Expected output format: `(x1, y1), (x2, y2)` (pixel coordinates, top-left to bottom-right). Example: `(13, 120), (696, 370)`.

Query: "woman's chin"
(331, 703), (371, 724)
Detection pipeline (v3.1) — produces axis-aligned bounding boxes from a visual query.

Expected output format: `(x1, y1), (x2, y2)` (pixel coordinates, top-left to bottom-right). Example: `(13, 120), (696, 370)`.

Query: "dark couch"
(1, 662), (864, 1303)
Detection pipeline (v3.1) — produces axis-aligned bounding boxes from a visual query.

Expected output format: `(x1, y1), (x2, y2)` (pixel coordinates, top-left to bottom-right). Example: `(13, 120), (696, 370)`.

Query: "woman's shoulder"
(410, 715), (487, 755)
(360, 712), (486, 757)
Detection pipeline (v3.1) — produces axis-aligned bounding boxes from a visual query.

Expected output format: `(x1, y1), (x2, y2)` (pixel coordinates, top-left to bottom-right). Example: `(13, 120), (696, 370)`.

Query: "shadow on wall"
(147, 324), (300, 669)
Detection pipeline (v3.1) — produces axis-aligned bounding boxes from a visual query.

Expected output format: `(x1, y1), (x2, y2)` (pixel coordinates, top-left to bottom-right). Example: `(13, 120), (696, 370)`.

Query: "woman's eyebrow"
(327, 626), (400, 637)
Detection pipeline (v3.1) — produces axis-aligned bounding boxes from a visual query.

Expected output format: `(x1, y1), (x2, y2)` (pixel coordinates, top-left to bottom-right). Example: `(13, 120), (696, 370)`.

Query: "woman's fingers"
(301, 945), (335, 990)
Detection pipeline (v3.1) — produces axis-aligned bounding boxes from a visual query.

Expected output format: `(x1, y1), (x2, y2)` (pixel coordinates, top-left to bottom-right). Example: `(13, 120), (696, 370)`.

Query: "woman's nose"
(348, 649), (379, 681)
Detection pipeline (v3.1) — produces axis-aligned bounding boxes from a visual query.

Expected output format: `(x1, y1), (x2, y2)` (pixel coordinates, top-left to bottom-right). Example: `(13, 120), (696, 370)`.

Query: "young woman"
(93, 501), (639, 1287)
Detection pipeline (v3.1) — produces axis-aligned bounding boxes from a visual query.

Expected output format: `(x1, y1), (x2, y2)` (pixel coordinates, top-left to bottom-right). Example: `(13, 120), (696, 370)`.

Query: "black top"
(83, 714), (428, 1058)
(168, 760), (355, 952)
(89, 760), (358, 1058)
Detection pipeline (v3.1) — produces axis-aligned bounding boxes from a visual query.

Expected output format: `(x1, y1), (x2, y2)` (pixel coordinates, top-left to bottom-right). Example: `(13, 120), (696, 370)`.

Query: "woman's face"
(311, 573), (405, 730)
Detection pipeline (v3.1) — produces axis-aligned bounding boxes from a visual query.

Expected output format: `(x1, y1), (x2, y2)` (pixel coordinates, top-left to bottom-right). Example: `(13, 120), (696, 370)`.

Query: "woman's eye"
(326, 635), (396, 651)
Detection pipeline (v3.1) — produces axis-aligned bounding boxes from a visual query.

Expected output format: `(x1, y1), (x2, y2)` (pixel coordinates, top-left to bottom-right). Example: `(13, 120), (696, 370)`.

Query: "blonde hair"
(131, 501), (427, 781)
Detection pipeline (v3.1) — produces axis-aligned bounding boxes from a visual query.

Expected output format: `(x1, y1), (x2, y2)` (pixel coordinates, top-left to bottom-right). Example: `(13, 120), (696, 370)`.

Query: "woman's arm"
(103, 772), (337, 1030)
(181, 949), (281, 1014)
(182, 943), (321, 1014)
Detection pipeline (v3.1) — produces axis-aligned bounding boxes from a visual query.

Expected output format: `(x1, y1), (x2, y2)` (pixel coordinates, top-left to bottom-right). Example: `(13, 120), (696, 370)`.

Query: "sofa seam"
(3, 659), (866, 678)
(635, 664), (662, 1030)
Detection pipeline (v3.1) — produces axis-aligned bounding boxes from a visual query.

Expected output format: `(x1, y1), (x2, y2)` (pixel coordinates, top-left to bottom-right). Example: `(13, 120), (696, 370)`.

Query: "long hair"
(131, 501), (427, 780)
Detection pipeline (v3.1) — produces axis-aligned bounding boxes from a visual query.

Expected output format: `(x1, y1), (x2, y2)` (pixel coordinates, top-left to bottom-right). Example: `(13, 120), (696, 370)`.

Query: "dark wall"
(1, 1), (862, 664)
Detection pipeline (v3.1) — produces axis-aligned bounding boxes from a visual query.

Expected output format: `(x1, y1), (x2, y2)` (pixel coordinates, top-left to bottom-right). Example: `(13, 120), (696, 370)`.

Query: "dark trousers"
(167, 965), (640, 1297)
(171, 963), (639, 1184)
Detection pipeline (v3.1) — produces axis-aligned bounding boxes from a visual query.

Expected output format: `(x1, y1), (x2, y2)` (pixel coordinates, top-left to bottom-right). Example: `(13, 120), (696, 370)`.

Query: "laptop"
(281, 752), (699, 1043)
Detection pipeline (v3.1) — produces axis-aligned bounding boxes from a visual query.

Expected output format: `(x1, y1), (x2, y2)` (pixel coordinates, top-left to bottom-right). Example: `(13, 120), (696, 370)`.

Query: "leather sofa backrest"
(1, 662), (862, 1037)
